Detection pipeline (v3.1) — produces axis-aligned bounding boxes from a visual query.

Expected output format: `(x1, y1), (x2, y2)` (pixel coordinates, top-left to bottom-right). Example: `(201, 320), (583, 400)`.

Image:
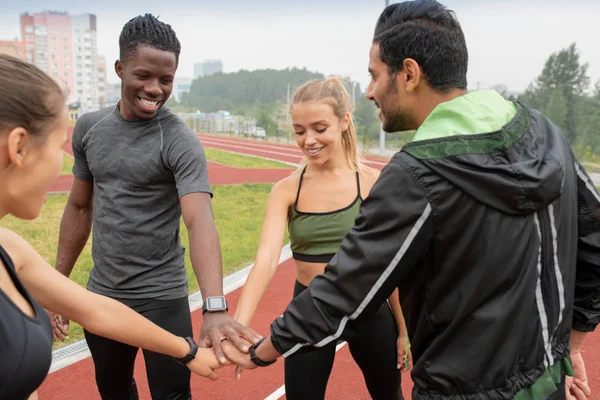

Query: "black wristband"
(249, 337), (277, 367)
(173, 336), (198, 365)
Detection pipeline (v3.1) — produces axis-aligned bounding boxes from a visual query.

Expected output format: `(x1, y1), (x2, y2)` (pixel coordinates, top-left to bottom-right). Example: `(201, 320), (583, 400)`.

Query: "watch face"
(207, 297), (226, 310)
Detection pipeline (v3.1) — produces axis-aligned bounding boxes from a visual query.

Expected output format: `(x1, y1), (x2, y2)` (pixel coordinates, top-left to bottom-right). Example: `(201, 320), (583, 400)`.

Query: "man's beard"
(381, 106), (412, 133)
(380, 76), (415, 133)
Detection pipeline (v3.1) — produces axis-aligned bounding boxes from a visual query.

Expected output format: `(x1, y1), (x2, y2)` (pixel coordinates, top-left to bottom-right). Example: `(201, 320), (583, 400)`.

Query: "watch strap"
(249, 337), (276, 367)
(174, 336), (198, 365)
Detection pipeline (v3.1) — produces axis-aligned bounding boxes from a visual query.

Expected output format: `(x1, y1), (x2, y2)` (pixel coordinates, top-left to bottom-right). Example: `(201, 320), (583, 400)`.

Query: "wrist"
(174, 336), (191, 359)
(250, 337), (278, 367)
(202, 296), (228, 315)
(570, 329), (587, 354)
(173, 336), (198, 365)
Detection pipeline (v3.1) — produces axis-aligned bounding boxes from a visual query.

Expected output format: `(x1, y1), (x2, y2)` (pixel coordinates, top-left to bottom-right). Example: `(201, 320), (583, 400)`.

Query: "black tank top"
(0, 244), (53, 399)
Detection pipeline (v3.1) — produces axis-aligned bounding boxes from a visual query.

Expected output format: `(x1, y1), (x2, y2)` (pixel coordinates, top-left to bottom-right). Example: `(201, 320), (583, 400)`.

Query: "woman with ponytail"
(234, 77), (410, 399)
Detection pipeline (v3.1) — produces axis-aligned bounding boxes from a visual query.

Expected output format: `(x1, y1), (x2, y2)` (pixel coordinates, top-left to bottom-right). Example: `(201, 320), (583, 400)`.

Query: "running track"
(40, 132), (599, 399)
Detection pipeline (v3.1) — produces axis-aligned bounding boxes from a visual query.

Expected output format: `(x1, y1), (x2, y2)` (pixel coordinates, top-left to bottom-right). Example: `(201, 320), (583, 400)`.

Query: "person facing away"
(223, 1), (600, 399)
(0, 55), (232, 400)
(234, 77), (411, 399)
(49, 14), (259, 400)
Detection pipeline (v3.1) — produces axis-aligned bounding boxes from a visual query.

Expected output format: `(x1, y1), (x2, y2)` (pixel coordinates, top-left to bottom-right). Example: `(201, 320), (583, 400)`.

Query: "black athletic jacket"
(269, 104), (600, 399)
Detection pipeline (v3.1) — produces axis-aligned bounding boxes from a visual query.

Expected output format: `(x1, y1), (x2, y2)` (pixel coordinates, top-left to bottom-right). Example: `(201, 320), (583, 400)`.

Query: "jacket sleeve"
(270, 155), (434, 357)
(573, 160), (600, 332)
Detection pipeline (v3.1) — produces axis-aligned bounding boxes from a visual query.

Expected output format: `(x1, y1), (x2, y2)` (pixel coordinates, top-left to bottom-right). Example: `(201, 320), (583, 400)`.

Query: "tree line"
(515, 43), (600, 160)
(171, 43), (599, 159)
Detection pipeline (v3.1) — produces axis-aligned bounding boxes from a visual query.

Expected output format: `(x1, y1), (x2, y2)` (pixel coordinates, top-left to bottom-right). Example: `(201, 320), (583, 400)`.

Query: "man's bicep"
(67, 177), (94, 210)
(180, 192), (213, 229)
(71, 119), (93, 181)
(168, 132), (212, 198)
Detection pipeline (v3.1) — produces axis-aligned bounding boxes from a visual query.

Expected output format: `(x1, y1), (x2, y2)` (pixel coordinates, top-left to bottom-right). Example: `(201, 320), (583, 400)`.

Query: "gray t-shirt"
(72, 105), (212, 300)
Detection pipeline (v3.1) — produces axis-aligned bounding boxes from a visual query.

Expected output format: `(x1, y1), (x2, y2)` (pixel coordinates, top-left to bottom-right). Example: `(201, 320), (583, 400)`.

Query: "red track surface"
(50, 129), (293, 193)
(39, 132), (599, 399)
(48, 162), (293, 193)
(38, 260), (413, 399)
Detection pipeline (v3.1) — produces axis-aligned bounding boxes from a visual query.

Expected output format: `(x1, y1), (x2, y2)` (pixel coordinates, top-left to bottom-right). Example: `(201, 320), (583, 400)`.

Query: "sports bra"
(0, 244), (53, 400)
(288, 167), (362, 263)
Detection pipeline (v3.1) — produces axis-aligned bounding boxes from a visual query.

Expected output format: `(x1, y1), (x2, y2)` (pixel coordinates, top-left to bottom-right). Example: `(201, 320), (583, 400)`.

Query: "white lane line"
(199, 135), (302, 154)
(201, 141), (304, 161)
(202, 139), (388, 168)
(200, 137), (302, 156)
(263, 341), (347, 400)
(206, 148), (299, 168)
(199, 136), (389, 167)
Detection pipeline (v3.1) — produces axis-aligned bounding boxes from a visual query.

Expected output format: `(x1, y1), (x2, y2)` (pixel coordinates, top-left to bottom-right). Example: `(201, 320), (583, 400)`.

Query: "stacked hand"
(198, 312), (263, 380)
(397, 335), (413, 372)
(198, 312), (262, 364)
(47, 310), (70, 342)
(566, 351), (591, 399)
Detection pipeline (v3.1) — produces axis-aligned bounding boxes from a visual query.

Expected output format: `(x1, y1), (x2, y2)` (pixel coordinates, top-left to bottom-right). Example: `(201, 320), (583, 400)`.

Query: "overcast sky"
(1, 0), (599, 94)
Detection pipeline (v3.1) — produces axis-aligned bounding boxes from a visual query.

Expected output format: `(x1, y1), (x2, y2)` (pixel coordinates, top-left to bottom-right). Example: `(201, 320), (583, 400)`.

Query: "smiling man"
(51, 14), (259, 400)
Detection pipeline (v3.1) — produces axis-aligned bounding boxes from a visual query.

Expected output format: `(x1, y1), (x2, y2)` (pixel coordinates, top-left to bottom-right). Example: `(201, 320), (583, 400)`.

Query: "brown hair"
(0, 54), (65, 138)
(291, 77), (367, 173)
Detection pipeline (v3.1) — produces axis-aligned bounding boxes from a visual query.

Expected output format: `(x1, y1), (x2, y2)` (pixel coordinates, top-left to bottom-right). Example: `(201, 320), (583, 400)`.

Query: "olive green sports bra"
(288, 167), (362, 263)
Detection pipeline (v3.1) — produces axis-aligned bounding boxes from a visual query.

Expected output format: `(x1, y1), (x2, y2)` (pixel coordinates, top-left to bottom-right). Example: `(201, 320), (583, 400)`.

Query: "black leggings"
(284, 281), (403, 400)
(84, 296), (193, 400)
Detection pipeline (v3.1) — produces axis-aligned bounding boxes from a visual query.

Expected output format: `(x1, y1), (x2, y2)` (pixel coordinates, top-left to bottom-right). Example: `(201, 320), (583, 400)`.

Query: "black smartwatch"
(249, 337), (277, 367)
(173, 336), (198, 366)
(202, 296), (228, 314)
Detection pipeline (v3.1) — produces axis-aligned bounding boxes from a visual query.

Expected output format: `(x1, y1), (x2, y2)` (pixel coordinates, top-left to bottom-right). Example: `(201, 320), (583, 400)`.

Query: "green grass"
(1, 183), (287, 348)
(204, 147), (291, 169)
(61, 152), (74, 175)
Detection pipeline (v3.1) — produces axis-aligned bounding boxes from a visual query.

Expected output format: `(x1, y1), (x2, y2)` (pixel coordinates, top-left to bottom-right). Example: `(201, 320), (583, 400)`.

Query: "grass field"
(61, 152), (74, 175)
(204, 148), (291, 169)
(1, 183), (286, 347)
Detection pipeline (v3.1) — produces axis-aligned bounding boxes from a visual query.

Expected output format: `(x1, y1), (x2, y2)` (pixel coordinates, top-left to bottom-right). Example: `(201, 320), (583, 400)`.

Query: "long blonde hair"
(290, 77), (367, 173)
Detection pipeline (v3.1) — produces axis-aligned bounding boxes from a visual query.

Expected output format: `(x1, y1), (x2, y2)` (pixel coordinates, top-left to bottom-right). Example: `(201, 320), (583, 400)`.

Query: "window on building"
(63, 46), (69, 51)
(26, 35), (33, 41)
(65, 63), (70, 69)
(64, 72), (70, 78)
(51, 36), (57, 41)
(25, 26), (33, 33)
(63, 37), (68, 42)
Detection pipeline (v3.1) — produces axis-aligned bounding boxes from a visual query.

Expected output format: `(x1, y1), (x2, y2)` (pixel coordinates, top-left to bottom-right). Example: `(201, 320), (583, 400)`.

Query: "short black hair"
(374, 0), (468, 92)
(119, 13), (181, 64)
